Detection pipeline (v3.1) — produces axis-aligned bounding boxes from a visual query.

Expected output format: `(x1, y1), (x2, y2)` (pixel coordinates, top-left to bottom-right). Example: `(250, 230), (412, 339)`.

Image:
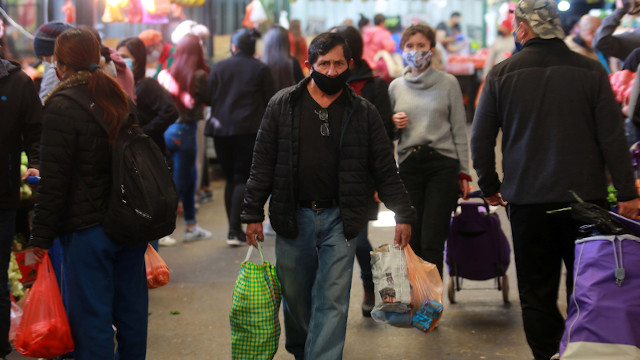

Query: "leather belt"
(299, 199), (338, 210)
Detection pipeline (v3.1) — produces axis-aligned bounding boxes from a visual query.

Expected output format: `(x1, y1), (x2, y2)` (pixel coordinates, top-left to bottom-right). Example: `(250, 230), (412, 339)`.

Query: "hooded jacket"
(347, 61), (394, 140)
(241, 78), (416, 239)
(0, 59), (42, 209)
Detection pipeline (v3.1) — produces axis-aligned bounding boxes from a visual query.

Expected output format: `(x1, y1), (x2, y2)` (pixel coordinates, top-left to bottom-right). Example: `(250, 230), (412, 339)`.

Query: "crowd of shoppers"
(3, 0), (640, 358)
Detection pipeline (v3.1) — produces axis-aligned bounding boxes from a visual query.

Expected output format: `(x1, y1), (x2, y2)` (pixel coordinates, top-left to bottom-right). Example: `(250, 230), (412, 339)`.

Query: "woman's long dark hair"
(168, 33), (209, 111)
(117, 37), (147, 82)
(261, 26), (295, 91)
(54, 28), (129, 145)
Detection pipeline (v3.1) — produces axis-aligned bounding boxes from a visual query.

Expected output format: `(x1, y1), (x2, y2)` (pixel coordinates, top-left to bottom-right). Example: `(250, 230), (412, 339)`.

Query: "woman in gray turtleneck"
(389, 23), (470, 279)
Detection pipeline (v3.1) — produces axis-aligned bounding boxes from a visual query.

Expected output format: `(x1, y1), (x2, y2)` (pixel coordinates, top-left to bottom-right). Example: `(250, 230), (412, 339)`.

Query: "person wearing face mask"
(30, 28), (149, 359)
(242, 32), (416, 360)
(138, 29), (175, 79)
(472, 0), (639, 359)
(116, 37), (178, 161)
(206, 28), (275, 246)
(116, 37), (179, 248)
(389, 23), (470, 280)
(32, 21), (74, 102)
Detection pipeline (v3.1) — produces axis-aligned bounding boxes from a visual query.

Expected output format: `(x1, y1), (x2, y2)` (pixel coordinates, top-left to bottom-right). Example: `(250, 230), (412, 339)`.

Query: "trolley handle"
(458, 190), (492, 212)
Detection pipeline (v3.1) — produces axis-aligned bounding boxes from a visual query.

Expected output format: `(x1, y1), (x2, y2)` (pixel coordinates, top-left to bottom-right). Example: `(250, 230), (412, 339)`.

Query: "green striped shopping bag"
(230, 243), (282, 359)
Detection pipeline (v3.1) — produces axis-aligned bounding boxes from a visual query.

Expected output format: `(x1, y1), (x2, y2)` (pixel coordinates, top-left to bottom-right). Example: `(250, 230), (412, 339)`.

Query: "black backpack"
(58, 88), (178, 244)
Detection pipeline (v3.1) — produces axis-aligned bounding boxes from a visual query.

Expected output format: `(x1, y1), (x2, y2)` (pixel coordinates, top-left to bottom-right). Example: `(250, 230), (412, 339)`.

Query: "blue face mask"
(513, 27), (523, 52)
(123, 58), (134, 72)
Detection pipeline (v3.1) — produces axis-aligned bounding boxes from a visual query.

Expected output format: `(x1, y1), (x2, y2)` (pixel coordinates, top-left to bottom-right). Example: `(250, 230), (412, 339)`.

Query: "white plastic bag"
(249, 0), (267, 25)
(370, 244), (412, 314)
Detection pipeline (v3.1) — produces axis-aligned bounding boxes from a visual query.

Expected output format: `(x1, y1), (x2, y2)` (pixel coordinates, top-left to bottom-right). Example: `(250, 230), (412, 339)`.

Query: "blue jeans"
(60, 225), (148, 360)
(0, 210), (14, 358)
(276, 207), (356, 360)
(165, 122), (197, 225)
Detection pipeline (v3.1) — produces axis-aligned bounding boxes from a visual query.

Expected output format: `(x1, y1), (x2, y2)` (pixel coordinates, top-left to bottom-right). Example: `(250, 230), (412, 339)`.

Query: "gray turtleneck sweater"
(389, 66), (469, 175)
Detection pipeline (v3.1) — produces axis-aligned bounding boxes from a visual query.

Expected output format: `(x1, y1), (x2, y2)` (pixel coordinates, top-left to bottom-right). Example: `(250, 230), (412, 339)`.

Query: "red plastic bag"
(145, 244), (170, 289)
(14, 252), (74, 357)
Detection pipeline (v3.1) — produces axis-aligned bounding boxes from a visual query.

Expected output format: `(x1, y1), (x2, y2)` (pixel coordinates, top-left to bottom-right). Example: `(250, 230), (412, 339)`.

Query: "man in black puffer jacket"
(0, 57), (41, 360)
(242, 33), (415, 360)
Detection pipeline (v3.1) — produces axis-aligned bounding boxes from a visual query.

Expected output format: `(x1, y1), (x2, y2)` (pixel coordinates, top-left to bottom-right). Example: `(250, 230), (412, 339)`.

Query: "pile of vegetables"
(8, 253), (24, 299)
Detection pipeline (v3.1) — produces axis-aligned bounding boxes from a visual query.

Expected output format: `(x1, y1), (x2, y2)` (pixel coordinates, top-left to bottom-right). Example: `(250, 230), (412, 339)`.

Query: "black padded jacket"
(30, 84), (112, 248)
(241, 78), (416, 239)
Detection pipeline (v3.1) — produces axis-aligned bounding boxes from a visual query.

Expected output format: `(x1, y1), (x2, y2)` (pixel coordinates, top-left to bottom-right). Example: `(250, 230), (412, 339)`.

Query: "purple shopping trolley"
(445, 191), (511, 304)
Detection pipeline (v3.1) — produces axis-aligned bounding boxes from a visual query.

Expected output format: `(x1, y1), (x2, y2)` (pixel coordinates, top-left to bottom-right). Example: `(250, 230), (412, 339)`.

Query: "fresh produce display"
(609, 69), (635, 104)
(446, 49), (490, 75)
(8, 253), (24, 299)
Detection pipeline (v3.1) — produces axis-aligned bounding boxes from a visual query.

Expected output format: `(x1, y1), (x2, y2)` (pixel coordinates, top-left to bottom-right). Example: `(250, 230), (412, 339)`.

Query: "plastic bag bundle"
(370, 244), (412, 318)
(14, 252), (74, 358)
(145, 244), (170, 289)
(405, 245), (444, 332)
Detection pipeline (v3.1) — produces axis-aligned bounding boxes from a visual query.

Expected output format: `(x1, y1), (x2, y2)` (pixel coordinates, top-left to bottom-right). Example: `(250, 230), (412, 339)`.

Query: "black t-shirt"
(297, 87), (347, 201)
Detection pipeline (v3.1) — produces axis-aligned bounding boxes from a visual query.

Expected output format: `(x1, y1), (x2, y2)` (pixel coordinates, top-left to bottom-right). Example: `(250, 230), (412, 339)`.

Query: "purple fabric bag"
(560, 230), (640, 359)
(445, 199), (510, 281)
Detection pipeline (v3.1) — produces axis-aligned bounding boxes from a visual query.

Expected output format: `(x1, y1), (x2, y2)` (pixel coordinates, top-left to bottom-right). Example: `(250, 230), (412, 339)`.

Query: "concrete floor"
(10, 176), (549, 360)
(142, 181), (542, 360)
(8, 125), (572, 359)
(141, 180), (536, 360)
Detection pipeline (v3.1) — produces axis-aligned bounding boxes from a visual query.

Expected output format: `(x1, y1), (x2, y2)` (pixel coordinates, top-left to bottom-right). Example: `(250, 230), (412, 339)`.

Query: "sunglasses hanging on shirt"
(315, 108), (330, 137)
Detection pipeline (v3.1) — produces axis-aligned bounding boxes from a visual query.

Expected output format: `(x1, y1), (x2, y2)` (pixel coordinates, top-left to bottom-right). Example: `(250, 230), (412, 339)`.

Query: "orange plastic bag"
(14, 252), (74, 357)
(404, 245), (443, 320)
(145, 244), (170, 289)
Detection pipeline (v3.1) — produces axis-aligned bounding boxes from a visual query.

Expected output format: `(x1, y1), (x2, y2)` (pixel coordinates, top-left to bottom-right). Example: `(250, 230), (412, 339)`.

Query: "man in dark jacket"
(242, 33), (415, 360)
(472, 1), (639, 359)
(0, 57), (41, 359)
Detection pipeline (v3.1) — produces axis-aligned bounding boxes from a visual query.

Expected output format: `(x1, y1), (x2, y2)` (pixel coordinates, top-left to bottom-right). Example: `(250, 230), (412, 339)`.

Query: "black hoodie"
(0, 59), (42, 209)
(347, 61), (394, 140)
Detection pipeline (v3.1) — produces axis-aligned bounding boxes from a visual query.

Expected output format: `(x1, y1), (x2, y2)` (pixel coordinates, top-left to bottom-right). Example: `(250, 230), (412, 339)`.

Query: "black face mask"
(310, 67), (350, 95)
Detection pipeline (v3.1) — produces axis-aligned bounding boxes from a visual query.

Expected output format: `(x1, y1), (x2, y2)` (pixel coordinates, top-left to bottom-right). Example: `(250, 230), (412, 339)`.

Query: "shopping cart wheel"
(502, 274), (510, 304)
(448, 276), (456, 304)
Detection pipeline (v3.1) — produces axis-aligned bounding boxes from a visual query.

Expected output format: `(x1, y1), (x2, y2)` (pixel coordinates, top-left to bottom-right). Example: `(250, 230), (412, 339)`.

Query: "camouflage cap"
(515, 0), (565, 39)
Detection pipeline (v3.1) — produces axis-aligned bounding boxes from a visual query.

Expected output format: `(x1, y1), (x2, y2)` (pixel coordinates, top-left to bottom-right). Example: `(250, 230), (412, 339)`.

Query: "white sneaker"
(158, 236), (177, 247)
(226, 238), (245, 247)
(184, 226), (212, 242)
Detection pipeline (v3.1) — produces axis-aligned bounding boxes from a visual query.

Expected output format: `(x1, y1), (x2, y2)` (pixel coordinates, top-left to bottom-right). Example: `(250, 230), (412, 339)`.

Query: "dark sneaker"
(362, 280), (375, 317)
(227, 230), (246, 247)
